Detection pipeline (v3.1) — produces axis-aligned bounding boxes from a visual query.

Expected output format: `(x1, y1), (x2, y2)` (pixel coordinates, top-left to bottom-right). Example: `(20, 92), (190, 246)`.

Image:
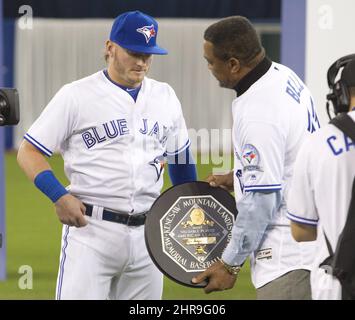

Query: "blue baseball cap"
(109, 11), (168, 55)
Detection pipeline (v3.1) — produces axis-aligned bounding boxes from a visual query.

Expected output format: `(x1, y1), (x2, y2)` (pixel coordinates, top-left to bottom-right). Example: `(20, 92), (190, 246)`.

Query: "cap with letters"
(109, 10), (168, 55)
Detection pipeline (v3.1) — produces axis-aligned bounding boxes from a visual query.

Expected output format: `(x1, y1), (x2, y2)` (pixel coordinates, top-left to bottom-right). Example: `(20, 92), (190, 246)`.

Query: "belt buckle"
(126, 214), (133, 226)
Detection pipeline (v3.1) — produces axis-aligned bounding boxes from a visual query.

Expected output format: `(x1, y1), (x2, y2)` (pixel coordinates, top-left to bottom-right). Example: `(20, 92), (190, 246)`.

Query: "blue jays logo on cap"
(136, 24), (156, 43)
(109, 11), (168, 55)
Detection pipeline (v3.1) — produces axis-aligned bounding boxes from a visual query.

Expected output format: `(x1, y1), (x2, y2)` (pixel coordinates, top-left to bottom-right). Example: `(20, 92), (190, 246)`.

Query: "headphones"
(326, 54), (355, 118)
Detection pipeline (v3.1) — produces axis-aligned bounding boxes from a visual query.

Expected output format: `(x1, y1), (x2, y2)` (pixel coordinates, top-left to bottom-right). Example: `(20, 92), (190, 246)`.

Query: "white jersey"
(25, 71), (190, 214)
(232, 60), (318, 288)
(287, 111), (355, 300)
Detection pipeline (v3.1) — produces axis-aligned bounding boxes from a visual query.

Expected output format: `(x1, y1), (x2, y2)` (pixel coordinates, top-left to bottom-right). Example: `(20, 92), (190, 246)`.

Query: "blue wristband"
(34, 170), (68, 203)
(167, 146), (197, 185)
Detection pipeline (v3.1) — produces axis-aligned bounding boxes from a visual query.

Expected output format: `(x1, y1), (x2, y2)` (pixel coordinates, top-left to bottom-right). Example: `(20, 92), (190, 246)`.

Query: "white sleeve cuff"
(287, 211), (318, 226)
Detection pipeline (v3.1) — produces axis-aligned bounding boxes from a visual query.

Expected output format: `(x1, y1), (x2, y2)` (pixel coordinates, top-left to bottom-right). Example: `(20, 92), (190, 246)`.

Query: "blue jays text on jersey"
(81, 118), (168, 149)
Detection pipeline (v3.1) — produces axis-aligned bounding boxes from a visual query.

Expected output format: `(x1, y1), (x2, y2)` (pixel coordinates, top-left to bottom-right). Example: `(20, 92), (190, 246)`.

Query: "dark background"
(4, 0), (280, 19)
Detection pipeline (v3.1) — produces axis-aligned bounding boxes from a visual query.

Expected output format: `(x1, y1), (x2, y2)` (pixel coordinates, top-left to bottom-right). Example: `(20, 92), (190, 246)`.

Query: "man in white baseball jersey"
(17, 11), (196, 300)
(287, 56), (355, 300)
(192, 16), (318, 299)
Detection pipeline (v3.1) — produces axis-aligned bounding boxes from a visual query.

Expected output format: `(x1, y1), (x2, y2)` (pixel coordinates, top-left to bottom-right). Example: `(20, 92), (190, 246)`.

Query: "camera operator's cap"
(109, 10), (168, 55)
(342, 59), (355, 87)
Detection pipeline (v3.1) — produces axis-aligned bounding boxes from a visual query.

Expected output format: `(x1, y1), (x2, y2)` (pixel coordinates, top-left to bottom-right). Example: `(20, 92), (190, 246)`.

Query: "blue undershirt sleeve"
(167, 146), (197, 185)
(222, 190), (281, 266)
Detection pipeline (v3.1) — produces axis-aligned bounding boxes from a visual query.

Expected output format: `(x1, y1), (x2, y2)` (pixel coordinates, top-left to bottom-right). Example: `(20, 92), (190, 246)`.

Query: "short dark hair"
(204, 16), (263, 66)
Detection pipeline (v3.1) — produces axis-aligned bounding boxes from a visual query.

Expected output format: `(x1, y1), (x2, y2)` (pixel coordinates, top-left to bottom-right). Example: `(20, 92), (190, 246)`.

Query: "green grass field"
(0, 152), (255, 299)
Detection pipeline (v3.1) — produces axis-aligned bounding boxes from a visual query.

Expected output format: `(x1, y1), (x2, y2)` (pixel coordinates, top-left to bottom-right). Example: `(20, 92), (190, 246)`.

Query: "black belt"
(84, 204), (147, 226)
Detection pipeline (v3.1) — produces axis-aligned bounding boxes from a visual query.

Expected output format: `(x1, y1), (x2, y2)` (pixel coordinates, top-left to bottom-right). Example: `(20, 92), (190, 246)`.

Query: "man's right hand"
(206, 171), (234, 191)
(55, 194), (87, 227)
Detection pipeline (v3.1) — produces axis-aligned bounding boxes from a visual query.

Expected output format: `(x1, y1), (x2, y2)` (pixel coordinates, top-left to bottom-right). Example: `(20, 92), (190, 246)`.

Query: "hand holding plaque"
(144, 181), (237, 288)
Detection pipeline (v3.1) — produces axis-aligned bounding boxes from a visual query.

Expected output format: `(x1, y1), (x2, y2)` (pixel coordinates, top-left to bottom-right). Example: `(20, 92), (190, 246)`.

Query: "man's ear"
(229, 58), (240, 74)
(105, 40), (115, 58)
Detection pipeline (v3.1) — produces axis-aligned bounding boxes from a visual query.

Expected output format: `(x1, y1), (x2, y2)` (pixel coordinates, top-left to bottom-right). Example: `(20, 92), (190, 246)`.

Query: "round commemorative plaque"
(145, 181), (237, 288)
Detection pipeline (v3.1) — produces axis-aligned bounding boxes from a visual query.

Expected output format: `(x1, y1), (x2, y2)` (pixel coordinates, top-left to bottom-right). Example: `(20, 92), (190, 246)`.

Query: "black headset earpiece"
(326, 54), (355, 117)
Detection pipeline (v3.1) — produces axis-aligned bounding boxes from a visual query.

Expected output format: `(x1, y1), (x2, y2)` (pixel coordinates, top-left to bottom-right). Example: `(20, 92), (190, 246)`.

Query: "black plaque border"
(144, 181), (237, 288)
